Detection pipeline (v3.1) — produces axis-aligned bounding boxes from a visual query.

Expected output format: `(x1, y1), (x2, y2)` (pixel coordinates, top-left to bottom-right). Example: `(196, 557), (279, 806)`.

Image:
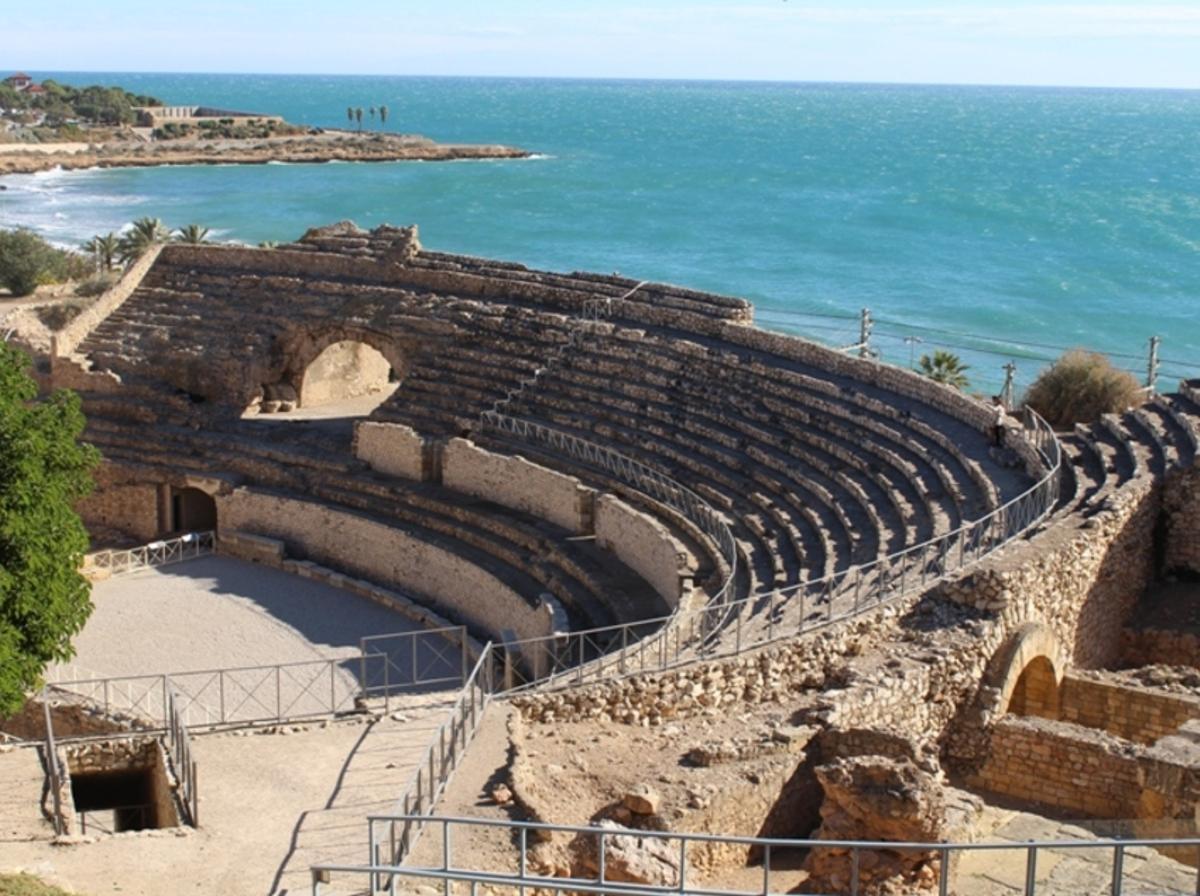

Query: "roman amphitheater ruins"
(2, 221), (1198, 896)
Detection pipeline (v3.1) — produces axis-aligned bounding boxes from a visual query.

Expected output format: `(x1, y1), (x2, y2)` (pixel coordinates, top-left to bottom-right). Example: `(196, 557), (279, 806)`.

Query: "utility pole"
(1146, 336), (1161, 395)
(859, 308), (873, 360)
(904, 335), (923, 370)
(1001, 362), (1017, 411)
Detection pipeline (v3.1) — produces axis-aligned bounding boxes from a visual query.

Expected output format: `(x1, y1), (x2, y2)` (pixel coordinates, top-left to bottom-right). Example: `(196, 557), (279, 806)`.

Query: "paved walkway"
(268, 694), (454, 896)
(955, 807), (1198, 895)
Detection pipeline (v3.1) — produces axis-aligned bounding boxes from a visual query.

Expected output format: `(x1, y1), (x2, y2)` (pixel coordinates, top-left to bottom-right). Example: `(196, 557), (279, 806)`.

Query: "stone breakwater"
(0, 133), (530, 175)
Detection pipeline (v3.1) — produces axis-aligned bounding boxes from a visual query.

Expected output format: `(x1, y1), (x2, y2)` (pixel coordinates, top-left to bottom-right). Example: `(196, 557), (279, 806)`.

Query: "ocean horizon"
(2, 72), (1198, 394)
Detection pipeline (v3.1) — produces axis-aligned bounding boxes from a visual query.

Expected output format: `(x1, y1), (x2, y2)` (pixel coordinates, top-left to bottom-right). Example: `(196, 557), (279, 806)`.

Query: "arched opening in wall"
(171, 487), (217, 534)
(296, 340), (399, 417)
(1005, 656), (1060, 719)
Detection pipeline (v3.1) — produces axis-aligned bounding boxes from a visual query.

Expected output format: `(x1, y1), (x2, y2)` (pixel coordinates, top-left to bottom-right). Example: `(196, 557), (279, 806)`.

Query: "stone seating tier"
(81, 420), (664, 632)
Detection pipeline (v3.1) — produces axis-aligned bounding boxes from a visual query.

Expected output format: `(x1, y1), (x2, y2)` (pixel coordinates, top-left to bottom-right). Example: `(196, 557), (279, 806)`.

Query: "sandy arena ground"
(53, 555), (435, 680)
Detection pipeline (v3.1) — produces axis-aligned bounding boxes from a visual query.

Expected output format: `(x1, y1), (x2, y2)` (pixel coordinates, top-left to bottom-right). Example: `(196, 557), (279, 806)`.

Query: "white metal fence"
(83, 531), (215, 577)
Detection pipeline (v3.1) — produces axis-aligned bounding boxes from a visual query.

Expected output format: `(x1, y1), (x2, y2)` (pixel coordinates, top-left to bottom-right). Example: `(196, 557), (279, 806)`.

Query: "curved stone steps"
(562, 331), (993, 523)
(506, 371), (880, 567)
(538, 359), (935, 553)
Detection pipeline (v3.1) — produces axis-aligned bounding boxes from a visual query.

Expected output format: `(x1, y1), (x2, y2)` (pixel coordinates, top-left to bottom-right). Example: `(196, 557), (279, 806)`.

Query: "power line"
(761, 305), (1200, 371)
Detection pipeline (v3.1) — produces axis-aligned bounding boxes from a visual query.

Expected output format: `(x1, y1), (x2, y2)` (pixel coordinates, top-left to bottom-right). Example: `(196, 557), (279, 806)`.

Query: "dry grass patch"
(1024, 350), (1144, 428)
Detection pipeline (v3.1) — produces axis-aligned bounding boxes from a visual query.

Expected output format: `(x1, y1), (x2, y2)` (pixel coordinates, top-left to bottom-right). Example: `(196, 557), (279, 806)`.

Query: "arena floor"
(55, 555), (434, 681)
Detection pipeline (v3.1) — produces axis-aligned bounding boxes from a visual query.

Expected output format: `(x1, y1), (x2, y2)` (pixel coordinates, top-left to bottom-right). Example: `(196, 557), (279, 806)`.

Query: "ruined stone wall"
(53, 244), (165, 358)
(594, 494), (692, 610)
(1122, 629), (1200, 670)
(217, 530), (483, 656)
(965, 715), (1200, 830)
(216, 487), (553, 641)
(510, 607), (903, 726)
(1059, 672), (1200, 745)
(939, 476), (1160, 670)
(1163, 465), (1200, 574)
(967, 716), (1144, 818)
(76, 471), (161, 544)
(353, 421), (430, 480)
(442, 438), (595, 535)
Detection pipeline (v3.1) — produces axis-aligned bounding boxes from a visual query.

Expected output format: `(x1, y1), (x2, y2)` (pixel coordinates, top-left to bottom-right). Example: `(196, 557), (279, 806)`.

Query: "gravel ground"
(56, 556), (435, 681)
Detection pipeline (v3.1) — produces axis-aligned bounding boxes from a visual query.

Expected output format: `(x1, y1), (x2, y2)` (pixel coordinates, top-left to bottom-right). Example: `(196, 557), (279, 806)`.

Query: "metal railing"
(367, 647), (497, 875)
(47, 626), (471, 732)
(83, 531), (215, 577)
(477, 409), (1060, 693)
(165, 688), (199, 825)
(319, 815), (1200, 896)
(40, 697), (67, 836)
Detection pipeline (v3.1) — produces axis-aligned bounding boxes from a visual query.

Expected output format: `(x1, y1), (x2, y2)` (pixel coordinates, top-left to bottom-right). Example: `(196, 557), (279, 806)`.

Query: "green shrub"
(1024, 350), (1144, 427)
(0, 230), (69, 296)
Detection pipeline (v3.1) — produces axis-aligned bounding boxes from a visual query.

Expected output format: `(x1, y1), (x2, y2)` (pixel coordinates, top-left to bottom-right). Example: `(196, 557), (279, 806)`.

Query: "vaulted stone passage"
(1005, 655), (1060, 719)
(300, 340), (396, 409)
(172, 487), (217, 533)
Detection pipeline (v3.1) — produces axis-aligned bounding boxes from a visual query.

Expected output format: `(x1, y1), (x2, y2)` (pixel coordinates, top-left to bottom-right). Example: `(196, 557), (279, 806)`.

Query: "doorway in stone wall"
(171, 487), (217, 533)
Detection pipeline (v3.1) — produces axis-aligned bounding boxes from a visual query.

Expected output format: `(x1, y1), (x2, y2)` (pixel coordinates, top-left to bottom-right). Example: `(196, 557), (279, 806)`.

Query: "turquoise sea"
(2, 73), (1198, 394)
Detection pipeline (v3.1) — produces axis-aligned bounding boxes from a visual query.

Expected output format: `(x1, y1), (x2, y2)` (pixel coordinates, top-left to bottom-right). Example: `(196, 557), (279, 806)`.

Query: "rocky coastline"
(0, 131), (531, 175)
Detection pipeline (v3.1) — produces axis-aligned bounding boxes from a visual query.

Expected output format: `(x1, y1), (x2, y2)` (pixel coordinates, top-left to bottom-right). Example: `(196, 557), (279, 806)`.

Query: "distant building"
(133, 105), (283, 128)
(3, 72), (35, 92)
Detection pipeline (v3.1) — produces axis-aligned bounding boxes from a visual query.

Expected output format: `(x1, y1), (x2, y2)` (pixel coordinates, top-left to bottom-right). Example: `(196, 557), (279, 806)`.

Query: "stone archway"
(252, 326), (410, 416)
(299, 340), (396, 408)
(1006, 655), (1059, 718)
(986, 623), (1066, 721)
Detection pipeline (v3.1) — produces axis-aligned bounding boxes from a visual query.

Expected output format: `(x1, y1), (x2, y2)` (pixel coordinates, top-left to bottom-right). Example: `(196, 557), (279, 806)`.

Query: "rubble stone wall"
(594, 494), (693, 609)
(1122, 629), (1200, 670)
(938, 476), (1160, 670)
(509, 607), (903, 726)
(216, 487), (553, 641)
(443, 438), (595, 535)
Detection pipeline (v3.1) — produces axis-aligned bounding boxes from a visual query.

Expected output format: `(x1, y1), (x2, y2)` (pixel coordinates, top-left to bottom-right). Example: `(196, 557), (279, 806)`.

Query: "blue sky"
(5, 1), (1198, 88)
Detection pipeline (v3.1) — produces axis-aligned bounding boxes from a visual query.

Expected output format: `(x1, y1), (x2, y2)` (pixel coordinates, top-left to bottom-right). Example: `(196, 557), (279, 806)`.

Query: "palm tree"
(82, 232), (120, 271)
(355, 107), (364, 132)
(346, 106), (354, 127)
(369, 106), (376, 127)
(379, 105), (388, 130)
(919, 350), (971, 390)
(173, 224), (211, 244)
(118, 216), (170, 265)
